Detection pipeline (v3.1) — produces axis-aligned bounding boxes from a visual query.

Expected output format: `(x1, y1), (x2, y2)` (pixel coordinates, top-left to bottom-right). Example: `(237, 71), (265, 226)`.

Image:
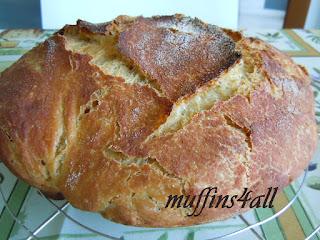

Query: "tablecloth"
(0, 28), (320, 240)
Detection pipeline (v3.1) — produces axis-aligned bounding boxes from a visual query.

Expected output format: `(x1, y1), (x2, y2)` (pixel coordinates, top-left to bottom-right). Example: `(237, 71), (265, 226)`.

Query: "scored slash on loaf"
(0, 14), (317, 227)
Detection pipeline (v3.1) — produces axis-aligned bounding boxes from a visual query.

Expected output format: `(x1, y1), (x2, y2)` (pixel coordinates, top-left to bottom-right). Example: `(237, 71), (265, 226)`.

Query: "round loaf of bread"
(0, 15), (317, 227)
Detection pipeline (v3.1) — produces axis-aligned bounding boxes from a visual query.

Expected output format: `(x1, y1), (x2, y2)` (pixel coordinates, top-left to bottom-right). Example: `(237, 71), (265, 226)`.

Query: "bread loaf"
(0, 15), (317, 227)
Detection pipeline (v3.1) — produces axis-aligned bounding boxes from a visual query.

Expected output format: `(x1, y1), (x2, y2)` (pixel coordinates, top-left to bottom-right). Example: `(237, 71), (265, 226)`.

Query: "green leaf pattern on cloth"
(158, 232), (168, 240)
(311, 68), (320, 124)
(258, 32), (282, 42)
(306, 30), (320, 45)
(307, 176), (320, 190)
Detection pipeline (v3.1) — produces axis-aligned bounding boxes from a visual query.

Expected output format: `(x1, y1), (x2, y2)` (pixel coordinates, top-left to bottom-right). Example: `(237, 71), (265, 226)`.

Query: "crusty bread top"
(118, 16), (241, 101)
(0, 15), (317, 227)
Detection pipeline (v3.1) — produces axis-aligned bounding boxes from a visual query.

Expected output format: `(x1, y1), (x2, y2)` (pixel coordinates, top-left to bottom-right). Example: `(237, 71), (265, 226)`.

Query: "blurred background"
(0, 0), (319, 30)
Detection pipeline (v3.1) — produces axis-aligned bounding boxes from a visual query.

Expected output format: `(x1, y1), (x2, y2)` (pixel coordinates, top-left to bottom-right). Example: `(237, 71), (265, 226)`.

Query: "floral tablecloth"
(0, 29), (320, 240)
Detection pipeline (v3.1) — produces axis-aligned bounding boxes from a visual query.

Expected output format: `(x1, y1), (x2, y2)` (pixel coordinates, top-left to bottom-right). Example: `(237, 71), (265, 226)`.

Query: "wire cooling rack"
(1, 168), (319, 240)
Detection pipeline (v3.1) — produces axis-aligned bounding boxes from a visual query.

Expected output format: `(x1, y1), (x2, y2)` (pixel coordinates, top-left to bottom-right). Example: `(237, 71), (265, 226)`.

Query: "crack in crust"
(62, 24), (165, 98)
(222, 114), (252, 187)
(223, 115), (252, 152)
(118, 15), (241, 101)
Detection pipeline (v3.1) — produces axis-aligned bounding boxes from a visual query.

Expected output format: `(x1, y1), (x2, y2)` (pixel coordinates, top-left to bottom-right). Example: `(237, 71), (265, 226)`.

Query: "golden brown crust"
(0, 15), (317, 227)
(0, 35), (111, 194)
(118, 15), (241, 101)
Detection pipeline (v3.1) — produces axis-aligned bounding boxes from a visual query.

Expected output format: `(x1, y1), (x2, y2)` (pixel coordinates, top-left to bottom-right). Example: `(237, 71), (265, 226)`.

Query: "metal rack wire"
(1, 168), (319, 240)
